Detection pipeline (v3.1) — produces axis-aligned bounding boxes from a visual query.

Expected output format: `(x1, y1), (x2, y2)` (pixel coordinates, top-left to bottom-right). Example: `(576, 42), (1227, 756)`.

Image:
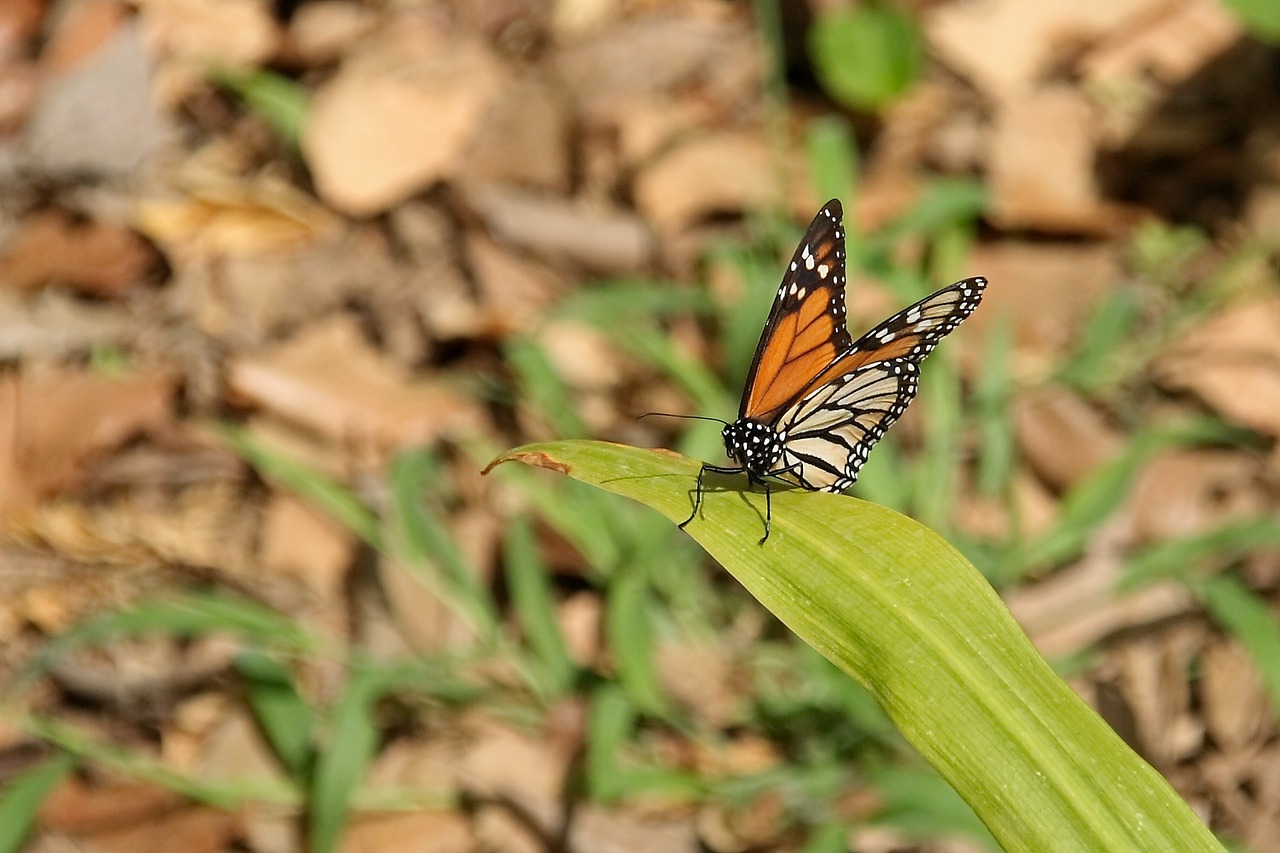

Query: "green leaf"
(504, 518), (577, 697)
(0, 752), (75, 853)
(1219, 0), (1280, 42)
(237, 651), (315, 780)
(485, 440), (1224, 852)
(218, 423), (381, 547)
(309, 667), (383, 853)
(214, 68), (309, 148)
(809, 5), (924, 111)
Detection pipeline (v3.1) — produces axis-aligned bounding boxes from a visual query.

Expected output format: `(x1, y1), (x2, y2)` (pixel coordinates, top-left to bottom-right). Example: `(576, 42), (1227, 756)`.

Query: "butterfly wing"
(792, 276), (988, 400)
(774, 276), (988, 491)
(771, 359), (916, 490)
(739, 199), (852, 423)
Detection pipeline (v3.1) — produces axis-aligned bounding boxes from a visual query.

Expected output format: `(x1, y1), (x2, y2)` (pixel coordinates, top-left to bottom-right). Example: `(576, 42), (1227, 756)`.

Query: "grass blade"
(0, 752), (75, 853)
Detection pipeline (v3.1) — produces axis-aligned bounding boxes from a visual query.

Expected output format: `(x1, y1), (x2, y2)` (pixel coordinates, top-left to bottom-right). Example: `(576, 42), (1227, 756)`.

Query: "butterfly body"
(680, 199), (987, 543)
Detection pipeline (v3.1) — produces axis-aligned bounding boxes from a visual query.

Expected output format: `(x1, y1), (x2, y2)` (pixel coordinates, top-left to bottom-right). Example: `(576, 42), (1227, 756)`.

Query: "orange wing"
(739, 200), (852, 422)
(799, 276), (988, 398)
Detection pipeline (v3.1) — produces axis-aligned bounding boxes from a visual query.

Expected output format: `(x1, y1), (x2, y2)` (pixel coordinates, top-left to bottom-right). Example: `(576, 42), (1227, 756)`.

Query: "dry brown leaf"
(463, 76), (571, 193)
(963, 242), (1119, 373)
(1155, 297), (1280, 438)
(1201, 743), (1280, 851)
(260, 494), (354, 600)
(365, 736), (465, 800)
(1007, 553), (1194, 658)
(559, 590), (602, 668)
(987, 85), (1127, 232)
(138, 0), (279, 108)
(605, 96), (713, 168)
(1014, 386), (1124, 491)
(1121, 450), (1266, 544)
(377, 557), (479, 653)
(1199, 640), (1272, 753)
(23, 19), (166, 177)
(925, 0), (1169, 100)
(188, 702), (291, 785)
(655, 639), (740, 728)
(340, 811), (475, 853)
(0, 208), (158, 296)
(555, 3), (756, 111)
(134, 171), (337, 257)
(468, 186), (654, 274)
(1083, 0), (1242, 89)
(0, 289), (134, 361)
(226, 315), (482, 454)
(465, 233), (565, 335)
(303, 26), (504, 216)
(0, 370), (176, 518)
(0, 0), (44, 47)
(38, 774), (240, 852)
(8, 481), (253, 578)
(39, 0), (129, 74)
(473, 805), (543, 853)
(634, 133), (770, 230)
(287, 0), (379, 66)
(1101, 627), (1205, 766)
(955, 470), (1058, 542)
(459, 719), (570, 834)
(138, 0), (277, 64)
(568, 805), (699, 853)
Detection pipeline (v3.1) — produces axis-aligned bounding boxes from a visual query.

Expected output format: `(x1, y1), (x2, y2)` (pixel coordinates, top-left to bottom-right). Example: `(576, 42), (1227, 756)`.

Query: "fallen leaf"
(986, 85), (1128, 232)
(963, 242), (1119, 373)
(925, 0), (1168, 101)
(0, 208), (158, 297)
(463, 76), (571, 193)
(134, 170), (338, 256)
(0, 289), (134, 361)
(459, 719), (570, 834)
(287, 0), (379, 67)
(303, 24), (504, 216)
(468, 186), (654, 275)
(1199, 640), (1270, 753)
(1014, 386), (1124, 491)
(1101, 627), (1205, 766)
(1154, 297), (1280, 438)
(1083, 0), (1242, 90)
(1007, 552), (1195, 659)
(568, 804), (699, 853)
(23, 20), (167, 177)
(40, 0), (129, 74)
(227, 315), (482, 454)
(340, 811), (474, 853)
(259, 493), (355, 601)
(0, 369), (176, 518)
(634, 133), (771, 229)
(1121, 450), (1265, 543)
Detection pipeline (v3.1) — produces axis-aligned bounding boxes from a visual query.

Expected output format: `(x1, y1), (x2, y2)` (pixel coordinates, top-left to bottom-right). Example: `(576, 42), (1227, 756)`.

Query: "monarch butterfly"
(674, 199), (986, 543)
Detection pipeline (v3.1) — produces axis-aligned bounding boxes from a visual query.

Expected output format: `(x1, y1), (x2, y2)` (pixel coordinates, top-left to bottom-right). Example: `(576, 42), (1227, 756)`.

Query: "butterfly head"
(722, 419), (783, 479)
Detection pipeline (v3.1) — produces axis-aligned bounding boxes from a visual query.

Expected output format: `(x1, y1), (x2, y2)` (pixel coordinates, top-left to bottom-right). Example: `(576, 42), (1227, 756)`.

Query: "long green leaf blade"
(485, 439), (1223, 852)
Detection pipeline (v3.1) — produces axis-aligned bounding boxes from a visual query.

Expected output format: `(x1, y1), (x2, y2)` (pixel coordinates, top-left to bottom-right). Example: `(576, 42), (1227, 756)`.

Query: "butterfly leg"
(678, 463), (708, 529)
(678, 464), (744, 531)
(759, 479), (772, 545)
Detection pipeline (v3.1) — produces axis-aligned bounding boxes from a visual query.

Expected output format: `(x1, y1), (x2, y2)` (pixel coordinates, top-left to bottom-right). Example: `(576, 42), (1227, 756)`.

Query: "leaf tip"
(482, 449), (573, 477)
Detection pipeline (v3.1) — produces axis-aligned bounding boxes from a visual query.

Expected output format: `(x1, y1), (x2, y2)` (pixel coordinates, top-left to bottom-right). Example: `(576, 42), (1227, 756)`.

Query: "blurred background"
(2, 0), (1280, 850)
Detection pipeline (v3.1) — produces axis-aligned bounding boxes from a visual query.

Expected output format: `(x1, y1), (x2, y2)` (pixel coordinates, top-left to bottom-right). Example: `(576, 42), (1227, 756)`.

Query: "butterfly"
(678, 199), (986, 543)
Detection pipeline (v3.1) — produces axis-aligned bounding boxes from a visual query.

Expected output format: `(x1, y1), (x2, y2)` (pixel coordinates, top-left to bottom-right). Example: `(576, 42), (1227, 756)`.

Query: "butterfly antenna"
(638, 412), (730, 426)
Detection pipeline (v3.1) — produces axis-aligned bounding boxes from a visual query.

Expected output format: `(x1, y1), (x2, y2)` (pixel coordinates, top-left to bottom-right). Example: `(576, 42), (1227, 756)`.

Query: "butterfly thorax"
(722, 419), (784, 479)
